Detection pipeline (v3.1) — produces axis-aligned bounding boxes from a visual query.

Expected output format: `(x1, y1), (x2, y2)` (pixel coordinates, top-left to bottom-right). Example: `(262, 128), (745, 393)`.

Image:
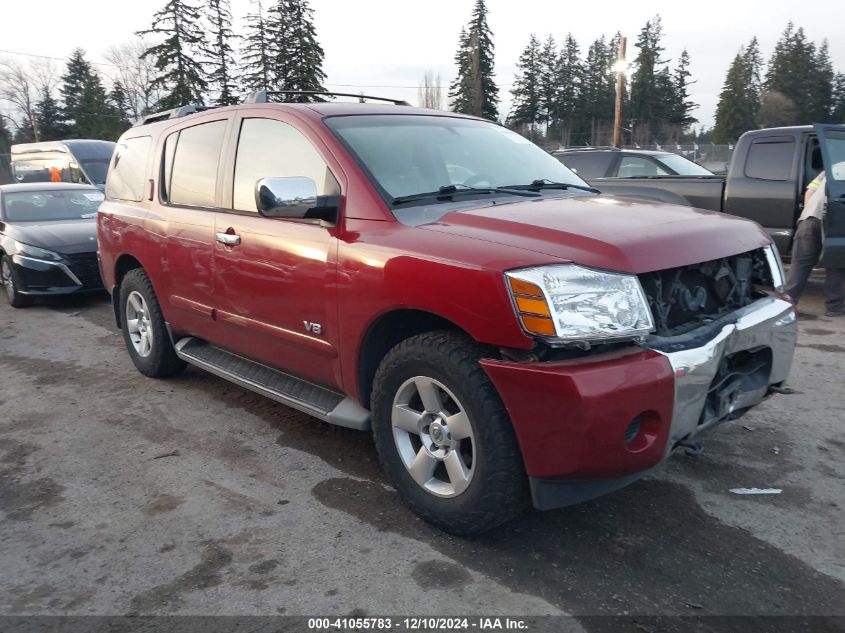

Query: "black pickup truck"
(554, 124), (845, 264)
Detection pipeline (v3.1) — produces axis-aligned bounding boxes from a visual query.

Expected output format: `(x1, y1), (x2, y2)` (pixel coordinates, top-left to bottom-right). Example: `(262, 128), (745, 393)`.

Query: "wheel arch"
(357, 308), (471, 408)
(111, 253), (144, 328)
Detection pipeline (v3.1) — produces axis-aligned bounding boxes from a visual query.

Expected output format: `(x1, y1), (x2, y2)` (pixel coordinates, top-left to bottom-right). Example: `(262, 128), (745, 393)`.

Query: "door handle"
(215, 232), (241, 246)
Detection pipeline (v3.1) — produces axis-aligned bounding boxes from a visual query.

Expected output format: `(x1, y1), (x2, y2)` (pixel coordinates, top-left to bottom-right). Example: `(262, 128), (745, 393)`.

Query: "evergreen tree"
(765, 23), (818, 123)
(203, 0), (239, 105)
(449, 0), (498, 120)
(285, 0), (326, 99)
(629, 15), (671, 143)
(539, 35), (558, 129)
(667, 49), (697, 131)
(109, 81), (134, 131)
(35, 89), (69, 141)
(832, 73), (845, 122)
(74, 71), (118, 139)
(742, 37), (764, 108)
(59, 49), (118, 139)
(449, 28), (473, 114)
(0, 115), (10, 153)
(508, 34), (543, 137)
(266, 0), (326, 101)
(554, 34), (582, 142)
(138, 0), (208, 109)
(60, 48), (94, 127)
(241, 0), (272, 91)
(712, 48), (758, 144)
(812, 40), (834, 121)
(0, 115), (12, 184)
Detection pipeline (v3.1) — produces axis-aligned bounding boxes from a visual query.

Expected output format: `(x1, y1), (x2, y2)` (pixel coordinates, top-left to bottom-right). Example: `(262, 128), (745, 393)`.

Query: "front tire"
(119, 268), (185, 378)
(371, 331), (527, 535)
(1, 254), (32, 308)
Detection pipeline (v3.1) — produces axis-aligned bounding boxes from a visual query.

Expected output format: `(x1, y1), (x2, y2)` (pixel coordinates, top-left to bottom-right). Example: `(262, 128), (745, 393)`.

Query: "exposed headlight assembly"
(13, 240), (63, 262)
(506, 264), (654, 348)
(763, 243), (786, 292)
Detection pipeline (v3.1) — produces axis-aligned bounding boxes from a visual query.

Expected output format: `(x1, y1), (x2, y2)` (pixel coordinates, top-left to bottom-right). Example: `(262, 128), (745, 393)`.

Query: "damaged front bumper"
(649, 295), (797, 451)
(482, 295), (797, 511)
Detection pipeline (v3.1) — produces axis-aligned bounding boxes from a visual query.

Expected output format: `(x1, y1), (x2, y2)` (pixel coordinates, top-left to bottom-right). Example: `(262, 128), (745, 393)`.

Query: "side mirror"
(255, 177), (339, 223)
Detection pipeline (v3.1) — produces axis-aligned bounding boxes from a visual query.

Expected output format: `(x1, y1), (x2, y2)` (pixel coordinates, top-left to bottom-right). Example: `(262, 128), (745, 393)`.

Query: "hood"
(418, 195), (770, 274)
(5, 219), (98, 255)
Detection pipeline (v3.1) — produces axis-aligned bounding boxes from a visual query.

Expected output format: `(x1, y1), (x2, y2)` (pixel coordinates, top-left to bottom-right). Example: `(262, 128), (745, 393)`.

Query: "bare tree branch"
(104, 38), (162, 120)
(0, 58), (40, 141)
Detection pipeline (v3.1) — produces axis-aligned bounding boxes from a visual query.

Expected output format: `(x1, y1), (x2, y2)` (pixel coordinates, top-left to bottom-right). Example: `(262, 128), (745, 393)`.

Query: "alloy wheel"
(1, 258), (14, 302)
(391, 376), (475, 497)
(125, 290), (154, 357)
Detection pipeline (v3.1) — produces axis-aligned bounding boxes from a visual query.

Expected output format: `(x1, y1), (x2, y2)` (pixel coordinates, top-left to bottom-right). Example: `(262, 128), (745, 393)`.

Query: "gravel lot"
(0, 281), (843, 630)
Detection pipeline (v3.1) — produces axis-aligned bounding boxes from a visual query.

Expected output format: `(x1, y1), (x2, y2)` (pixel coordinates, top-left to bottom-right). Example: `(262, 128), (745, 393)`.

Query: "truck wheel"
(119, 268), (185, 378)
(371, 330), (527, 535)
(1, 254), (32, 308)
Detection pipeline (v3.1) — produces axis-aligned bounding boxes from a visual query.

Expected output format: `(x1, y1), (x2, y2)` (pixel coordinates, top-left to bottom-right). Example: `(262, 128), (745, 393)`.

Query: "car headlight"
(506, 264), (654, 346)
(763, 243), (785, 292)
(13, 240), (63, 262)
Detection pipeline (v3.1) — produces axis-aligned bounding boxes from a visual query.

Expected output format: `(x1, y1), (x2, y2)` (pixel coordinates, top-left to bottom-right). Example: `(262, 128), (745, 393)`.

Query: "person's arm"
(805, 173), (824, 206)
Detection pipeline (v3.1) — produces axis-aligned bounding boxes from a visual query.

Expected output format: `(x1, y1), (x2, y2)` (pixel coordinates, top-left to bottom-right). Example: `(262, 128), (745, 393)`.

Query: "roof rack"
(132, 104), (219, 127)
(244, 90), (411, 106)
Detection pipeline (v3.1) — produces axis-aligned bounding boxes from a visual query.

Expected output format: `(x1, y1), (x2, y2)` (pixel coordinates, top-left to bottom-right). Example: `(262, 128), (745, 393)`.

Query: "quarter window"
(165, 120), (227, 207)
(232, 118), (338, 212)
(106, 136), (151, 202)
(555, 153), (616, 178)
(744, 139), (795, 181)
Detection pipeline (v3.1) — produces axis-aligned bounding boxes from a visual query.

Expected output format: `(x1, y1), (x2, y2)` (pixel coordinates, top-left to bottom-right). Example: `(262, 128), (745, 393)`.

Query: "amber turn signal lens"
(520, 314), (556, 335)
(508, 277), (544, 298)
(514, 296), (551, 317)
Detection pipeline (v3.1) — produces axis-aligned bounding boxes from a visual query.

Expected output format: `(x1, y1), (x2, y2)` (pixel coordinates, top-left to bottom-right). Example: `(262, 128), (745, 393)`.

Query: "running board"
(174, 337), (370, 430)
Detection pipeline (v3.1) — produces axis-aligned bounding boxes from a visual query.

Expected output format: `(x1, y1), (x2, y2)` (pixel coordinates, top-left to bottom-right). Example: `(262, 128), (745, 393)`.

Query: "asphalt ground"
(0, 280), (843, 633)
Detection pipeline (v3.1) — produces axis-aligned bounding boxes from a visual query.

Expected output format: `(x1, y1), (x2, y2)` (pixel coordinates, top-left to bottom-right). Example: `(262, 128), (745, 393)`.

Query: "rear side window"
(232, 118), (338, 212)
(164, 120), (227, 207)
(555, 152), (616, 178)
(618, 155), (670, 177)
(744, 139), (795, 181)
(106, 136), (151, 202)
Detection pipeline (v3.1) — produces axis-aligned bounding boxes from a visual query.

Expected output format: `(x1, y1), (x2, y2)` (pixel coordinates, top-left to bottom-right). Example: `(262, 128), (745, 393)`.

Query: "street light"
(612, 37), (628, 149)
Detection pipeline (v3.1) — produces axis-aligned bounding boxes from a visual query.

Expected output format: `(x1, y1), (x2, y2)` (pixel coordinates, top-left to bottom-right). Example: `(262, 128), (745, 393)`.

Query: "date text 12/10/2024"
(308, 617), (529, 631)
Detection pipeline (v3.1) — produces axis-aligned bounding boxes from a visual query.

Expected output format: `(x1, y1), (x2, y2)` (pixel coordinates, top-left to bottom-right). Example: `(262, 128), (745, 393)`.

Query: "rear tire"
(371, 330), (527, 536)
(119, 268), (185, 378)
(1, 254), (32, 308)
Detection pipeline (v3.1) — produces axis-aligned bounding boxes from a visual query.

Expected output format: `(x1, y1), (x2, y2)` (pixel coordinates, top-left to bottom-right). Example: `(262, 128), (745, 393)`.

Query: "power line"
(0, 48), (121, 70)
(0, 47), (515, 89)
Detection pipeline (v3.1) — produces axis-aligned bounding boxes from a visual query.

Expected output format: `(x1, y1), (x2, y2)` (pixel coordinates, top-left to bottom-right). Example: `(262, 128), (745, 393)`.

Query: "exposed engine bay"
(639, 248), (775, 337)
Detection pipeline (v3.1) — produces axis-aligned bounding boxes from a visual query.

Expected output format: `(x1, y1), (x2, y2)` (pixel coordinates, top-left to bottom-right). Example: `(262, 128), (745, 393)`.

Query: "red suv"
(98, 93), (797, 535)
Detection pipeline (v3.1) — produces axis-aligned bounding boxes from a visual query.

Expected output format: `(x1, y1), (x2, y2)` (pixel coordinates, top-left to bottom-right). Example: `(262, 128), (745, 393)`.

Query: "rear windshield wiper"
(392, 184), (541, 206)
(503, 179), (600, 194)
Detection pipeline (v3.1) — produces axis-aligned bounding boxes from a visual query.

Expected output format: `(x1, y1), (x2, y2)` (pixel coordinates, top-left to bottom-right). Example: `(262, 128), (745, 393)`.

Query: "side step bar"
(174, 337), (371, 430)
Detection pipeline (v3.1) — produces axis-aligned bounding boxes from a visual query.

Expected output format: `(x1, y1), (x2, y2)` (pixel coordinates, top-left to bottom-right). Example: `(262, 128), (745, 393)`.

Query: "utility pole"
(612, 37), (627, 148)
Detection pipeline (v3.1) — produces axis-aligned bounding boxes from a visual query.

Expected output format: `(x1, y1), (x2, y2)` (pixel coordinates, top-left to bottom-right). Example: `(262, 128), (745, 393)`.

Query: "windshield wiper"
(392, 184), (540, 206)
(503, 179), (600, 194)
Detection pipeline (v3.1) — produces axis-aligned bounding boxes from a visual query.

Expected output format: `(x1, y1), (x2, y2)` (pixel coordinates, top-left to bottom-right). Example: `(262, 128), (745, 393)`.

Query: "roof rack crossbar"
(132, 104), (219, 127)
(244, 90), (411, 106)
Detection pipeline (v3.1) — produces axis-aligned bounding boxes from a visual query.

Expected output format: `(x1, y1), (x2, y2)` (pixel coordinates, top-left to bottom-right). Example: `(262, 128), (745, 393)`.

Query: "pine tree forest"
(0, 5), (842, 147)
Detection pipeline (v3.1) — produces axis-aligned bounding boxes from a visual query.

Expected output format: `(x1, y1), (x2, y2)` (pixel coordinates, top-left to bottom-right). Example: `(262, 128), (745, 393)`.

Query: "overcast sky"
(1, 0), (842, 129)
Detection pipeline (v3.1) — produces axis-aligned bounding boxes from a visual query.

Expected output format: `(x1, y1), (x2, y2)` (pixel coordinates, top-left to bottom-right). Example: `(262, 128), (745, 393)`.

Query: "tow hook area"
(677, 438), (704, 457)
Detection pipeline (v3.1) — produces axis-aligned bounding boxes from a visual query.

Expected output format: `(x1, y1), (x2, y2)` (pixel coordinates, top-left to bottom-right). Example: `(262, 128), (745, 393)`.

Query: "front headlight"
(14, 240), (63, 262)
(506, 264), (654, 346)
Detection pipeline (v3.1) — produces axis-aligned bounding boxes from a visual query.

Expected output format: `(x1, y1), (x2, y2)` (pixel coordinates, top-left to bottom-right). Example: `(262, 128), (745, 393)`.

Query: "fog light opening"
(624, 416), (642, 446)
(624, 411), (661, 453)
